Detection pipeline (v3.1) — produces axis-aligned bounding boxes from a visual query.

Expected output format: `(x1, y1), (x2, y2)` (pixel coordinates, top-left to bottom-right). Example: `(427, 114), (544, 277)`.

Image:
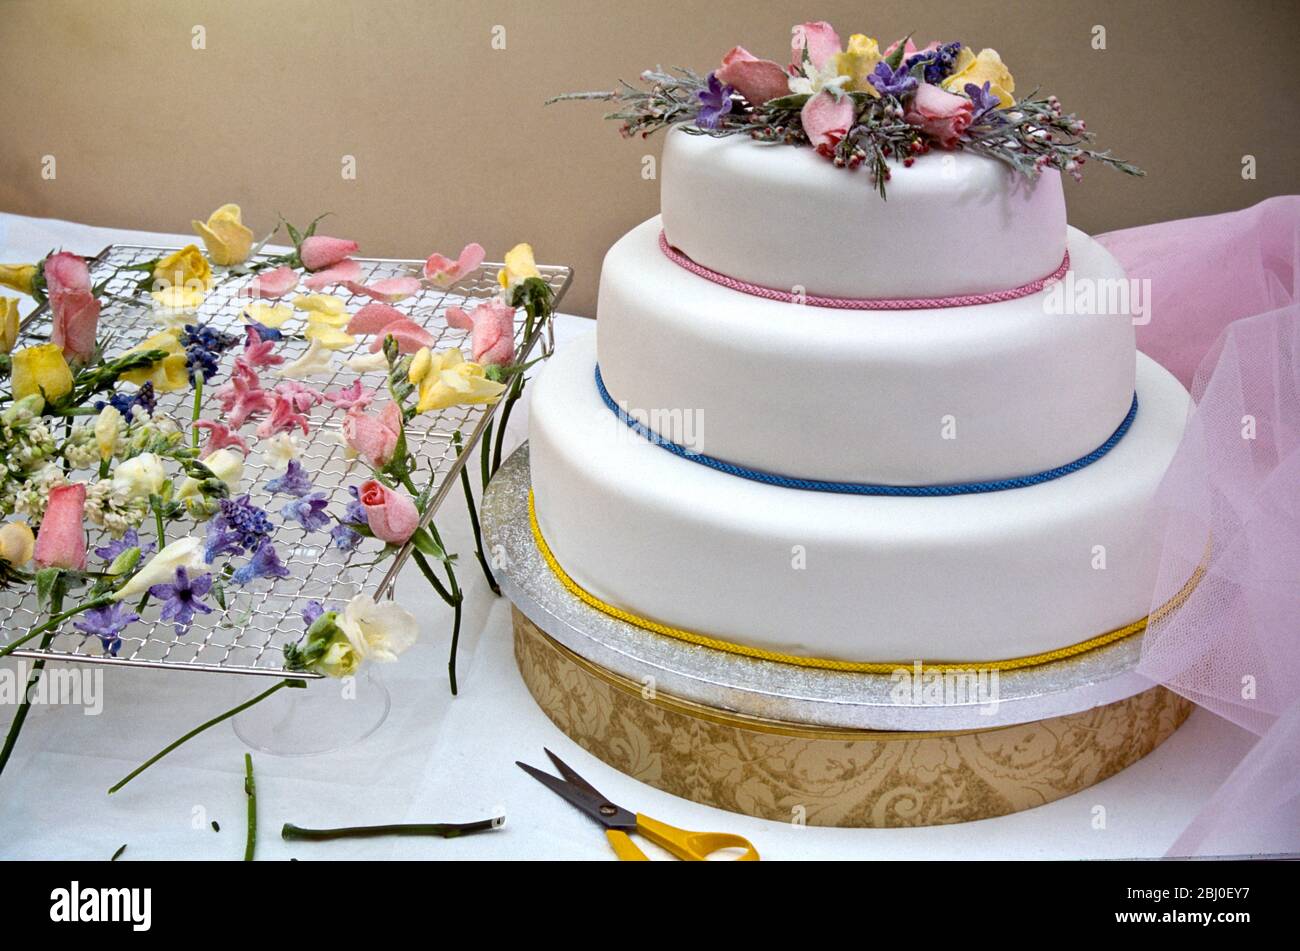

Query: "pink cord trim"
(659, 231), (1071, 310)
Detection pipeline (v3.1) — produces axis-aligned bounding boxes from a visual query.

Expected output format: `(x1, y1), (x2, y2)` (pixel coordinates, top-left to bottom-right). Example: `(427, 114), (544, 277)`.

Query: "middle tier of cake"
(529, 331), (1189, 666)
(598, 216), (1138, 486)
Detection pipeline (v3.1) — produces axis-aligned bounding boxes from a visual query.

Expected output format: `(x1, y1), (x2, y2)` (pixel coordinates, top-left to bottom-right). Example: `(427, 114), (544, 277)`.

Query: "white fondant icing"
(530, 331), (1189, 664)
(597, 216), (1137, 485)
(660, 127), (1068, 300)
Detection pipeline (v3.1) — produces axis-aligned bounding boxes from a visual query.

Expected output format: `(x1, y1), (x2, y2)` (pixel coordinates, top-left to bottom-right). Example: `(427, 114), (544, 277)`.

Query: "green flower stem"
(489, 376), (523, 477)
(0, 594), (115, 661)
(479, 419), (493, 491)
(190, 378), (203, 450)
(452, 430), (499, 597)
(243, 753), (256, 862)
(411, 549), (463, 695)
(151, 495), (166, 551)
(0, 589), (68, 782)
(281, 818), (501, 842)
(107, 679), (306, 795)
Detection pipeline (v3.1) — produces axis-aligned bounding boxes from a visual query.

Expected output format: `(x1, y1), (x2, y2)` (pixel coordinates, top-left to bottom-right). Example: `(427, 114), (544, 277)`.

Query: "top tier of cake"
(661, 127), (1068, 300)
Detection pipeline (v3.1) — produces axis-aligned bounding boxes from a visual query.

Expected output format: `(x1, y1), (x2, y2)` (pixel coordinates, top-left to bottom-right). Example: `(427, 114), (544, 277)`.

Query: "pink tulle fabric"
(1098, 196), (1300, 856)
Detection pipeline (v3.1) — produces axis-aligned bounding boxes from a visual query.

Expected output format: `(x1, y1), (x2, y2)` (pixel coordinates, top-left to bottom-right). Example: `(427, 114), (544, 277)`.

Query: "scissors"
(517, 748), (760, 861)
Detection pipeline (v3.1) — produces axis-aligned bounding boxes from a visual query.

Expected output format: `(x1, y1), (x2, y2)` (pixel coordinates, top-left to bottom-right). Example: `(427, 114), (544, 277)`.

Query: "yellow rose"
(497, 243), (540, 291)
(409, 347), (507, 413)
(153, 244), (212, 292)
(0, 521), (36, 566)
(191, 203), (254, 266)
(119, 328), (190, 393)
(11, 343), (73, 404)
(832, 34), (883, 96)
(0, 264), (38, 296)
(942, 47), (1015, 108)
(0, 296), (20, 353)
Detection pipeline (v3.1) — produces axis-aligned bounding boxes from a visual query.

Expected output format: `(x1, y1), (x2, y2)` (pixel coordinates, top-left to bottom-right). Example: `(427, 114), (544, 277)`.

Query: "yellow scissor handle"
(635, 813), (760, 861)
(605, 829), (650, 860)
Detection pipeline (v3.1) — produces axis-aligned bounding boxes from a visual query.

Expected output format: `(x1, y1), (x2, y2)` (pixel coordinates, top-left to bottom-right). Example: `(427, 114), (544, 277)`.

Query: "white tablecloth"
(0, 212), (1284, 860)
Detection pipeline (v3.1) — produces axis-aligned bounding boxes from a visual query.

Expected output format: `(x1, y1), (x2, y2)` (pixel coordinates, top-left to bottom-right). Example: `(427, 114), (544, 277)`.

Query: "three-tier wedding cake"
(531, 24), (1187, 670)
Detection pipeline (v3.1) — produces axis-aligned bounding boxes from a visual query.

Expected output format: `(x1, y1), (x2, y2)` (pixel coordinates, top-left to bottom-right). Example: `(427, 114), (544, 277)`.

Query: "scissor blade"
(544, 748), (608, 801)
(516, 759), (637, 831)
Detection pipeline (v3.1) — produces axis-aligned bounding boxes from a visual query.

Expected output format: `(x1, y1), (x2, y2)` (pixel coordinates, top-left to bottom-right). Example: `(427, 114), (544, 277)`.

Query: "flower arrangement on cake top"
(550, 21), (1143, 197)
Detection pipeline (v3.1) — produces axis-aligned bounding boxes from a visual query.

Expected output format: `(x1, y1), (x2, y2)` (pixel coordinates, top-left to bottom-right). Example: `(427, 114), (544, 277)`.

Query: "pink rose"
(800, 90), (855, 155)
(343, 401), (402, 468)
(790, 21), (841, 71)
(299, 235), (359, 272)
(716, 46), (790, 106)
(883, 38), (941, 60)
(446, 299), (515, 366)
(44, 252), (100, 364)
(34, 483), (87, 570)
(358, 479), (419, 545)
(904, 83), (974, 149)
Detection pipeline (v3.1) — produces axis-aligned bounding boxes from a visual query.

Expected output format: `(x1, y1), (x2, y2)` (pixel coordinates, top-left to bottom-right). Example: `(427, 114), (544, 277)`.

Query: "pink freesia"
(904, 82), (974, 149)
(423, 243), (485, 287)
(195, 420), (250, 457)
(790, 21), (841, 70)
(716, 46), (790, 106)
(255, 393), (311, 438)
(300, 236), (359, 272)
(358, 479), (419, 545)
(273, 380), (325, 413)
(244, 266), (298, 299)
(801, 89), (855, 155)
(34, 483), (87, 570)
(45, 252), (100, 364)
(240, 327), (284, 369)
(447, 299), (515, 365)
(215, 362), (276, 427)
(323, 379), (375, 411)
(302, 258), (362, 291)
(343, 277), (422, 303)
(345, 301), (407, 335)
(342, 401), (402, 468)
(367, 318), (436, 354)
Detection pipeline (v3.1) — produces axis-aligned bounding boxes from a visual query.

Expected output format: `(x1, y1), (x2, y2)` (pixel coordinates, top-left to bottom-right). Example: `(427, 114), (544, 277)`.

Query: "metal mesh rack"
(0, 244), (571, 677)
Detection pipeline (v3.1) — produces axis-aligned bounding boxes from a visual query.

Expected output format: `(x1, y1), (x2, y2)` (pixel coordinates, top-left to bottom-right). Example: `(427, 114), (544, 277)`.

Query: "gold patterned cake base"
(513, 609), (1192, 828)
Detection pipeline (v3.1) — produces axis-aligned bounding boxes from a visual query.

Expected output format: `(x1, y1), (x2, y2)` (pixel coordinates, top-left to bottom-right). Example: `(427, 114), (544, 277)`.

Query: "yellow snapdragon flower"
(0, 264), (38, 296)
(119, 328), (190, 393)
(942, 47), (1015, 108)
(497, 243), (540, 291)
(832, 34), (883, 96)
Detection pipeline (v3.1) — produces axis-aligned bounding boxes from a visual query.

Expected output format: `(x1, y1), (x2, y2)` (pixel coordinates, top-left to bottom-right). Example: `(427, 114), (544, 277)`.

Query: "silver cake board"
(482, 444), (1156, 732)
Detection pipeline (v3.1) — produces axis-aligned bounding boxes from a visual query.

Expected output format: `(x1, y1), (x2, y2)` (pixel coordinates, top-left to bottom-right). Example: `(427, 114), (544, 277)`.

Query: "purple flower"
(73, 603), (140, 656)
(301, 600), (325, 628)
(232, 540), (291, 585)
(94, 528), (155, 563)
(266, 460), (312, 498)
(94, 381), (156, 418)
(695, 72), (734, 130)
(965, 81), (1002, 121)
(329, 523), (361, 551)
(149, 567), (215, 635)
(342, 485), (367, 526)
(280, 492), (331, 533)
(181, 323), (240, 385)
(245, 321), (283, 342)
(218, 494), (273, 549)
(868, 61), (918, 98)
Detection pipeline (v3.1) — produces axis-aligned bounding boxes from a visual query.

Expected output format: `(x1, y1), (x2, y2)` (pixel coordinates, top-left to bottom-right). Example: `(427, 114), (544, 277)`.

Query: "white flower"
(94, 405), (123, 460)
(787, 61), (851, 97)
(113, 536), (205, 601)
(278, 338), (334, 379)
(337, 594), (419, 663)
(177, 447), (245, 499)
(259, 433), (301, 469)
(346, 351), (390, 374)
(113, 452), (167, 500)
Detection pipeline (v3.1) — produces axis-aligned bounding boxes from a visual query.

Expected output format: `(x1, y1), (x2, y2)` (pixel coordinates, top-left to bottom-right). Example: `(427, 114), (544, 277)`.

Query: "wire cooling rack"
(0, 245), (571, 677)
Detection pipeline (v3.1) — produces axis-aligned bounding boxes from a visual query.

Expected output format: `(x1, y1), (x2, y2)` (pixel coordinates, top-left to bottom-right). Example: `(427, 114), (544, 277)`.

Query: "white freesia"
(112, 452), (167, 499)
(112, 536), (206, 601)
(278, 338), (334, 379)
(787, 61), (851, 97)
(176, 447), (245, 499)
(337, 595), (419, 663)
(346, 350), (390, 374)
(94, 405), (122, 460)
(259, 433), (301, 468)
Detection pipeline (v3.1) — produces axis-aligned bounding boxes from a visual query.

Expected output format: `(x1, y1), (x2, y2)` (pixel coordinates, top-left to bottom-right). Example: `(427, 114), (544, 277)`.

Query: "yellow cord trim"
(529, 491), (1204, 675)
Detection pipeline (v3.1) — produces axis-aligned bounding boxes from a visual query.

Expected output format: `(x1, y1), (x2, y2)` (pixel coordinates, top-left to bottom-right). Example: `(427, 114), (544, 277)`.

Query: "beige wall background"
(3, 0), (1298, 315)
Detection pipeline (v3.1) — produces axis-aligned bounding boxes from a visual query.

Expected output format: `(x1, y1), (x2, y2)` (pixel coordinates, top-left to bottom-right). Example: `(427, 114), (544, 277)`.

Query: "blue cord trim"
(594, 364), (1139, 497)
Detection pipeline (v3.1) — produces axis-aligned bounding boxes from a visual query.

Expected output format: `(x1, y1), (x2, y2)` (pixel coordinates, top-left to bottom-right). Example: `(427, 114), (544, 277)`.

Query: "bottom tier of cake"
(529, 331), (1190, 664)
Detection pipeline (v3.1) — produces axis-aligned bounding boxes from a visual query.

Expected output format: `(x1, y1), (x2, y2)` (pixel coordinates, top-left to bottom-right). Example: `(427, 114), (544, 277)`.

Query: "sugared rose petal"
(346, 301), (407, 335)
(367, 318), (436, 354)
(245, 266), (299, 299)
(302, 258), (362, 291)
(343, 277), (421, 303)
